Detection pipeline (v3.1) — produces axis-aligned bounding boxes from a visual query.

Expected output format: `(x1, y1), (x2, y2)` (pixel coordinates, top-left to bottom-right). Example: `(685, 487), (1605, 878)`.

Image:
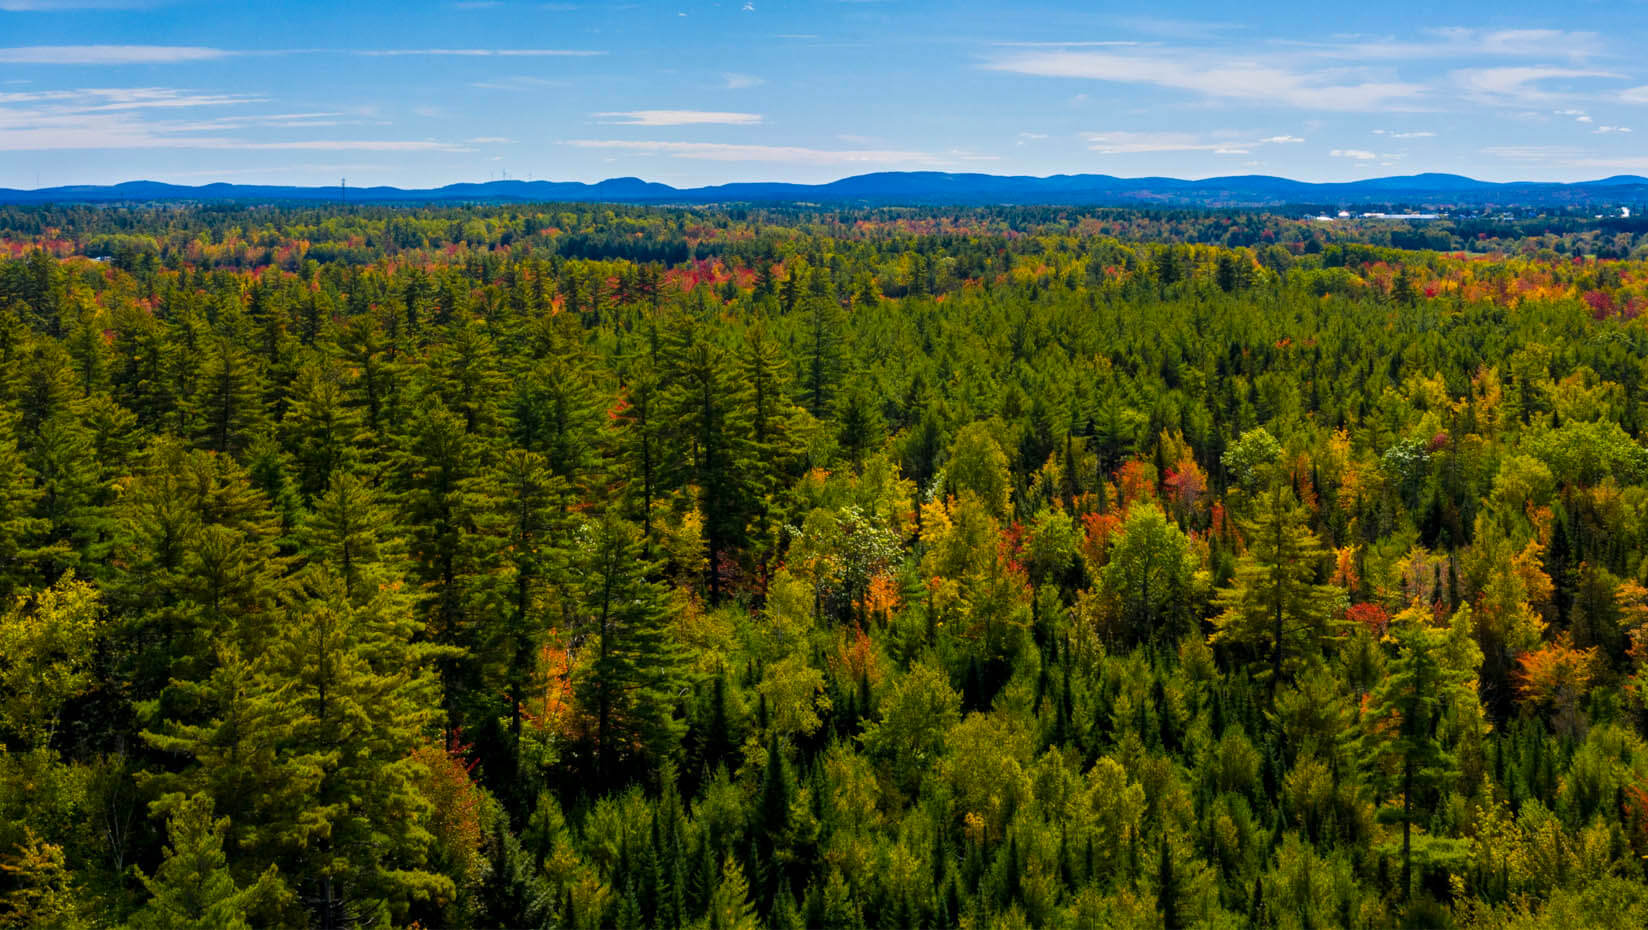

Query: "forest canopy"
(3, 202), (1648, 928)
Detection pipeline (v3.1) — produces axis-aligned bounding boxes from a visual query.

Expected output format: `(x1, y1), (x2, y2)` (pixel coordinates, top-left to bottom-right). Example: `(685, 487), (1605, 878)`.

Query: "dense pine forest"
(6, 202), (1648, 929)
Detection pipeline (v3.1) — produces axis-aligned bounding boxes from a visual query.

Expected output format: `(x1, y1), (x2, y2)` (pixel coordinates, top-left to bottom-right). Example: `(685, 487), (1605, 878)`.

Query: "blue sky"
(2, 0), (1647, 188)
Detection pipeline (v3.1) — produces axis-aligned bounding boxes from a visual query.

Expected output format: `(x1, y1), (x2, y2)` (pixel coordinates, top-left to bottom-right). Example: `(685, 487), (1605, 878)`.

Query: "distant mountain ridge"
(4, 171), (1647, 208)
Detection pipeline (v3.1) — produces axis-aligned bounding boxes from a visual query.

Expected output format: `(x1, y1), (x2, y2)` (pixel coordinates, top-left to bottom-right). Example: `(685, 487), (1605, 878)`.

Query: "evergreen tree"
(1210, 484), (1343, 694)
(574, 512), (686, 781)
(662, 321), (758, 601)
(1356, 609), (1480, 900)
(0, 411), (47, 598)
(282, 358), (366, 499)
(129, 794), (289, 930)
(300, 470), (405, 601)
(191, 334), (267, 458)
(704, 856), (760, 930)
(800, 281), (845, 419)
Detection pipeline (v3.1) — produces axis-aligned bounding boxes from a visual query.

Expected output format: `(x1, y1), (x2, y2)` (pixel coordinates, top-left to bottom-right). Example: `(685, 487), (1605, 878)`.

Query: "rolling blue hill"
(2, 172), (1646, 208)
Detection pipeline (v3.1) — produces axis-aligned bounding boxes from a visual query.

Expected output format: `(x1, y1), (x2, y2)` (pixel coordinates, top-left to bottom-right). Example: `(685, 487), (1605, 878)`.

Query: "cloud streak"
(356, 48), (603, 57)
(0, 45), (231, 64)
(1082, 131), (1304, 154)
(986, 49), (1425, 111)
(0, 86), (470, 151)
(564, 139), (945, 166)
(595, 110), (763, 126)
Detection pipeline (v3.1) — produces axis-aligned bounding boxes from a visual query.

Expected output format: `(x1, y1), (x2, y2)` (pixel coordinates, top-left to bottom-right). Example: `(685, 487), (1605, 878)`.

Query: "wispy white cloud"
(986, 49), (1425, 111)
(0, 85), (470, 151)
(357, 48), (603, 57)
(1453, 67), (1620, 104)
(988, 28), (1634, 115)
(1290, 28), (1604, 63)
(1372, 129), (1435, 138)
(722, 72), (763, 89)
(993, 41), (1147, 48)
(595, 110), (762, 126)
(1330, 149), (1378, 160)
(1083, 130), (1304, 154)
(0, 45), (231, 64)
(469, 76), (569, 90)
(0, 0), (150, 9)
(1595, 125), (1632, 134)
(564, 139), (945, 166)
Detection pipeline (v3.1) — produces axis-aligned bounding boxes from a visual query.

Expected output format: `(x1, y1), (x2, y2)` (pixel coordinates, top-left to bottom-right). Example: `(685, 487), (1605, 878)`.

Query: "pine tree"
(574, 512), (686, 781)
(705, 856), (760, 930)
(510, 354), (605, 503)
(113, 440), (290, 698)
(615, 363), (666, 540)
(737, 324), (803, 589)
(300, 470), (405, 602)
(421, 322), (506, 435)
(835, 379), (885, 466)
(0, 410), (47, 598)
(662, 320), (758, 602)
(191, 334), (267, 457)
(488, 450), (566, 744)
(392, 399), (497, 716)
(129, 794), (289, 930)
(1210, 484), (1343, 694)
(259, 571), (452, 927)
(800, 282), (845, 419)
(282, 358), (366, 499)
(1356, 610), (1480, 900)
(1156, 838), (1182, 930)
(27, 410), (108, 580)
(336, 311), (400, 439)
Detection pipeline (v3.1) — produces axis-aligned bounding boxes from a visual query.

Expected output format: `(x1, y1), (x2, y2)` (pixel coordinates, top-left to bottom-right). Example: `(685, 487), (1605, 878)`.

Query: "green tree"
(1356, 608), (1480, 900)
(0, 573), (101, 751)
(573, 512), (687, 781)
(257, 572), (451, 926)
(0, 412), (47, 599)
(859, 663), (960, 796)
(282, 358), (366, 499)
(129, 793), (289, 930)
(800, 282), (845, 418)
(1100, 503), (1201, 648)
(191, 334), (267, 457)
(1210, 485), (1343, 693)
(300, 470), (405, 602)
(662, 321), (757, 602)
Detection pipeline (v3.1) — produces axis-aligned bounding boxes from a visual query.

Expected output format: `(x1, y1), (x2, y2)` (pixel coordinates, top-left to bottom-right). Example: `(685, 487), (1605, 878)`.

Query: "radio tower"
(340, 177), (347, 205)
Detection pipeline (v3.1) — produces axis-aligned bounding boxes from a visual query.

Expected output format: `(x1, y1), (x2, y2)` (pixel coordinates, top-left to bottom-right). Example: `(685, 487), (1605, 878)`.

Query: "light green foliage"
(1221, 426), (1281, 490)
(946, 420), (1013, 517)
(1099, 503), (1202, 647)
(1211, 485), (1344, 689)
(0, 574), (100, 749)
(130, 794), (289, 930)
(860, 663), (961, 795)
